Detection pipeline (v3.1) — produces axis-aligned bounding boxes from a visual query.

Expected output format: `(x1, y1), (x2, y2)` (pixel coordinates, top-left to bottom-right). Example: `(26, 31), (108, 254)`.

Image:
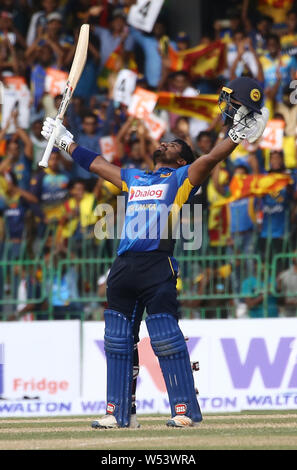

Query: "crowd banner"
(128, 0), (165, 33)
(1, 319), (297, 417)
(82, 318), (297, 416)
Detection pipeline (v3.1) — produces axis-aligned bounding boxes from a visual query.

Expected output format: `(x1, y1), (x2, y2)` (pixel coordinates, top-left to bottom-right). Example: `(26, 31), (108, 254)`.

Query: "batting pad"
(104, 309), (134, 427)
(146, 313), (203, 422)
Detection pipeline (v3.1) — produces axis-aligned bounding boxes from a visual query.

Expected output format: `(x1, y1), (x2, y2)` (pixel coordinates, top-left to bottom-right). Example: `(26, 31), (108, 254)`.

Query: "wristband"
(71, 146), (98, 171)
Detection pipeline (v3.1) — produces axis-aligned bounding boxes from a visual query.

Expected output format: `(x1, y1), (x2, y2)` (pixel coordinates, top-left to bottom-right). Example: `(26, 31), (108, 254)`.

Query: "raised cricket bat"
(39, 24), (90, 168)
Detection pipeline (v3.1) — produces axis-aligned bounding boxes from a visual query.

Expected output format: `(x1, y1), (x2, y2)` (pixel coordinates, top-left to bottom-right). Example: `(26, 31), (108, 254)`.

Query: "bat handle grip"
(39, 118), (62, 168)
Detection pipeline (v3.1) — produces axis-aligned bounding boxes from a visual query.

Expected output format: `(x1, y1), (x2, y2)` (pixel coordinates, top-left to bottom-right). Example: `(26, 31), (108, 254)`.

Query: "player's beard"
(153, 148), (176, 166)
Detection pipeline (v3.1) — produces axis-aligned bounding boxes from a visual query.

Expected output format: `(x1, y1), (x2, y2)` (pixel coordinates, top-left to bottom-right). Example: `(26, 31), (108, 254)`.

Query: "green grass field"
(0, 411), (296, 450)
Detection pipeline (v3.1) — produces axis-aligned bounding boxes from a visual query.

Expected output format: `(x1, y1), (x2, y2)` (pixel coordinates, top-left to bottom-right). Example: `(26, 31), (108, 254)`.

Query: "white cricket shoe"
(166, 415), (200, 428)
(91, 414), (118, 429)
(91, 414), (141, 429)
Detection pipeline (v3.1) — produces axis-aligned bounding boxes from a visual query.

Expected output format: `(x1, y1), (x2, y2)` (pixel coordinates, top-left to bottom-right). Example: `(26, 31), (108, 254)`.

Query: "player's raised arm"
(41, 117), (122, 189)
(188, 78), (269, 187)
(188, 105), (269, 187)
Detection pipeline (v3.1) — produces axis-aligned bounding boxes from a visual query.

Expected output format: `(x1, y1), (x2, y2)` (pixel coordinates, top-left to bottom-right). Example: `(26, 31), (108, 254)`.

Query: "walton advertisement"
(0, 319), (297, 416)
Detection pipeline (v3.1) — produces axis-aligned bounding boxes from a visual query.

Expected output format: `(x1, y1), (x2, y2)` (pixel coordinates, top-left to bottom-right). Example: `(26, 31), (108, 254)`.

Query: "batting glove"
(41, 117), (74, 153)
(228, 106), (269, 144)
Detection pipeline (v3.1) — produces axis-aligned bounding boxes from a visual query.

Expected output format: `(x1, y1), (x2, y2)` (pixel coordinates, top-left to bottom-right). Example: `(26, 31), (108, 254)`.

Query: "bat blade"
(39, 24), (90, 168)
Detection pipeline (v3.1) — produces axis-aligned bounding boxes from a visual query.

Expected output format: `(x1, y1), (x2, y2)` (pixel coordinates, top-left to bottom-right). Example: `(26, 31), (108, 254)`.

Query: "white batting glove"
(245, 107), (269, 143)
(41, 117), (74, 153)
(229, 106), (269, 144)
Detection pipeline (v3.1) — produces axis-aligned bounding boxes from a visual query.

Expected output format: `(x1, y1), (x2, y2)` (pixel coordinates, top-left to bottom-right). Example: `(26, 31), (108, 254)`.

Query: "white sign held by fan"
(113, 69), (137, 106)
(128, 0), (165, 33)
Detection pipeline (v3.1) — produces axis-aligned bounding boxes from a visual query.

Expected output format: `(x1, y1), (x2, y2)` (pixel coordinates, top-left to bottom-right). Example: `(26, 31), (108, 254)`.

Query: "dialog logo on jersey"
(129, 184), (168, 202)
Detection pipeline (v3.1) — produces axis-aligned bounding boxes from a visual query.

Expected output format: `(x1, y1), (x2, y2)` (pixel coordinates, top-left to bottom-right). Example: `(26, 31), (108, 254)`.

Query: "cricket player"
(42, 77), (269, 428)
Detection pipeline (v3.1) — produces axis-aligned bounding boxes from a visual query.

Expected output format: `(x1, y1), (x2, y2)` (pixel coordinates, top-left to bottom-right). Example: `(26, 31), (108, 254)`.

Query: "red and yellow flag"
(98, 45), (138, 89)
(258, 0), (293, 8)
(213, 173), (293, 208)
(157, 92), (220, 122)
(168, 40), (226, 79)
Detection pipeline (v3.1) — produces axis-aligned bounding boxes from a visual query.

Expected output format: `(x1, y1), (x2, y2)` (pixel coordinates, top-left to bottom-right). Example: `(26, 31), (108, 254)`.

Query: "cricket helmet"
(219, 77), (264, 128)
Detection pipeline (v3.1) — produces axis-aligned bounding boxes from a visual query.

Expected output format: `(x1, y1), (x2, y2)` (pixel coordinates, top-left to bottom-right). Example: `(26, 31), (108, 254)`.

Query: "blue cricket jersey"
(118, 165), (198, 256)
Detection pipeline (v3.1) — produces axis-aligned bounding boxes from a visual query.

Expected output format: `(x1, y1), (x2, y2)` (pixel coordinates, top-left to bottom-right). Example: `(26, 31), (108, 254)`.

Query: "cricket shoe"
(91, 414), (140, 429)
(166, 415), (200, 428)
(91, 414), (118, 429)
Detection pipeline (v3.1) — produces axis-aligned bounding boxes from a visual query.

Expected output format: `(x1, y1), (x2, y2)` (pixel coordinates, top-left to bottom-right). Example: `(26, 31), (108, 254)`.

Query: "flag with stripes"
(157, 92), (220, 122)
(167, 40), (226, 79)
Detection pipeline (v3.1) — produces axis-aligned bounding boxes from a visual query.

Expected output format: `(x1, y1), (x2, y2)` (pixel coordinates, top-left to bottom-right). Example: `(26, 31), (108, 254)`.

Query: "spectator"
(30, 150), (70, 226)
(226, 30), (263, 81)
(168, 117), (193, 149)
(94, 8), (135, 74)
(0, 35), (19, 76)
(213, 13), (243, 42)
(174, 32), (190, 51)
(241, 262), (279, 318)
(229, 163), (258, 292)
(67, 29), (100, 99)
(277, 254), (297, 316)
(259, 150), (293, 262)
(28, 41), (60, 109)
(281, 9), (297, 55)
(72, 112), (104, 182)
(196, 131), (215, 157)
(26, 0), (60, 47)
(48, 252), (81, 320)
(248, 15), (273, 55)
(130, 19), (171, 89)
(59, 179), (98, 243)
(259, 33), (297, 110)
(116, 116), (154, 169)
(0, 122), (33, 191)
(2, 172), (37, 259)
(0, 10), (26, 48)
(182, 266), (233, 319)
(163, 71), (205, 141)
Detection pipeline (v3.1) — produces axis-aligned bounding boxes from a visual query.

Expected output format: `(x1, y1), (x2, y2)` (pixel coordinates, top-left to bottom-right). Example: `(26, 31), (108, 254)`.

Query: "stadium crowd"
(0, 0), (297, 320)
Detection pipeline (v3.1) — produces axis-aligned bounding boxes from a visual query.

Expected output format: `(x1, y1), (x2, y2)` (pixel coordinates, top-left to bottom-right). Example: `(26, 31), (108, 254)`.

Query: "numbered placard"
(128, 0), (165, 33)
(128, 87), (158, 119)
(45, 68), (68, 97)
(260, 119), (285, 150)
(113, 69), (137, 106)
(143, 112), (167, 140)
(99, 136), (118, 162)
(1, 77), (31, 132)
